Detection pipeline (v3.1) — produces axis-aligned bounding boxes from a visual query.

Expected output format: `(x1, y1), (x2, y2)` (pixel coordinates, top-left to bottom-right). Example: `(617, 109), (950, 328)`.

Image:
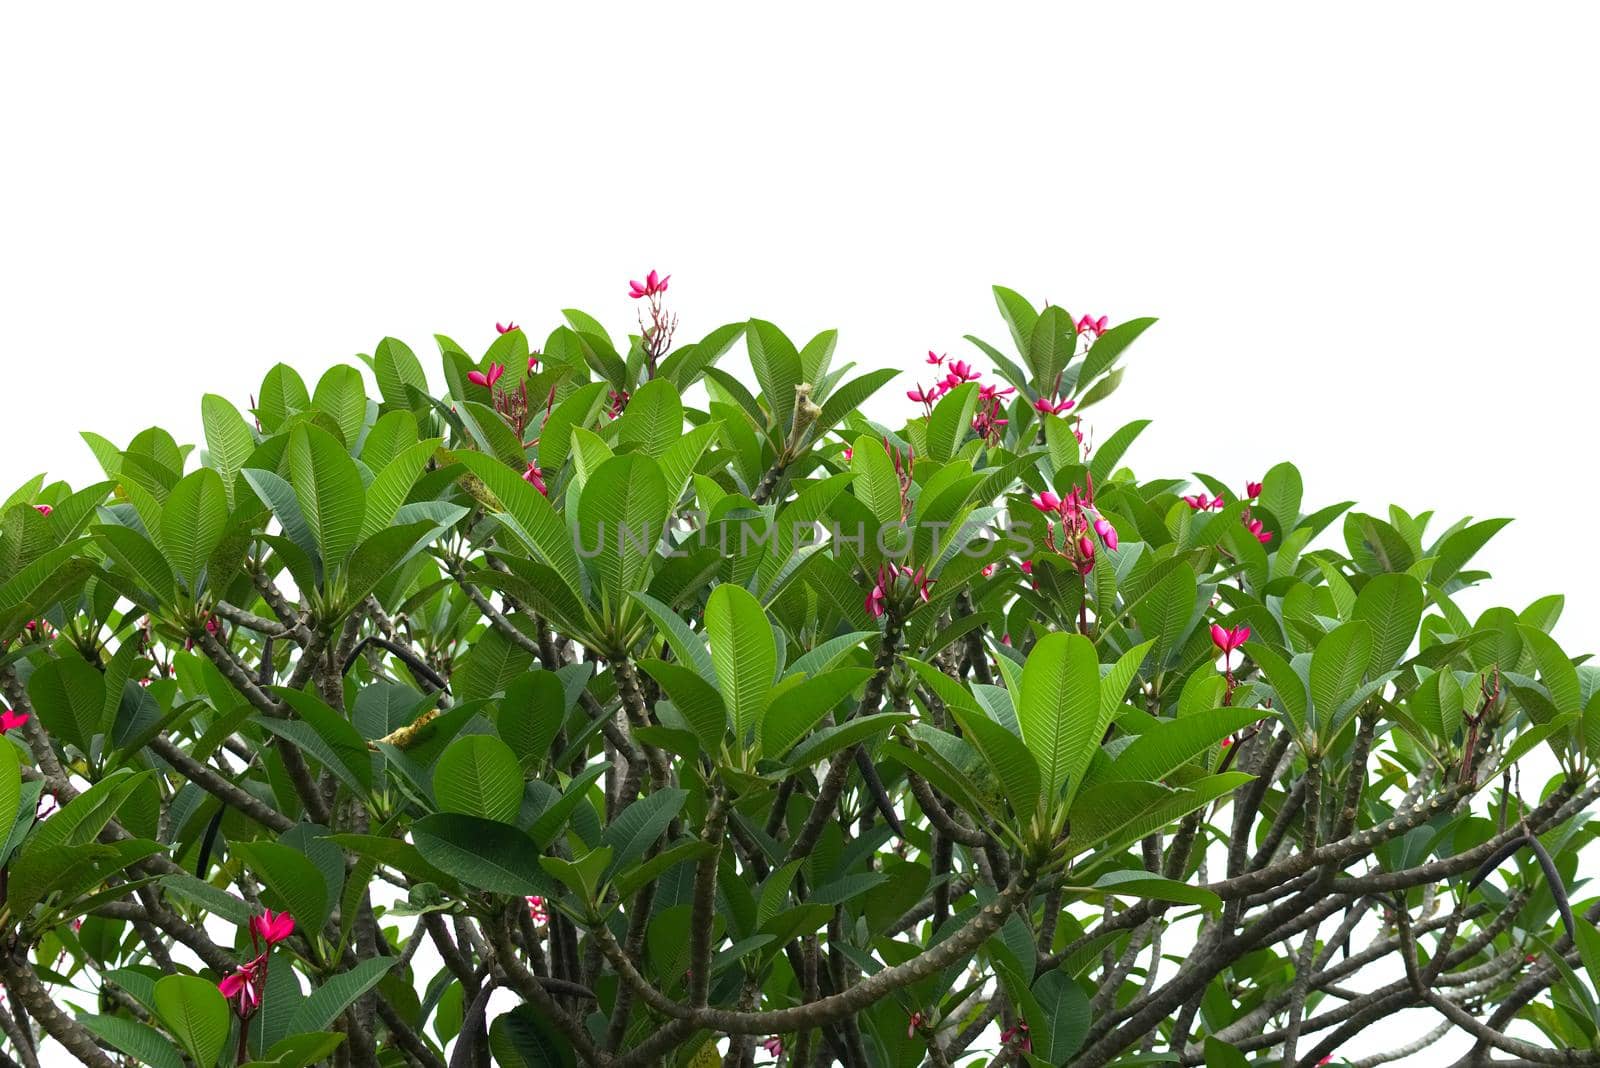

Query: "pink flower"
(0, 708), (29, 733)
(467, 363), (506, 389)
(1220, 737), (1233, 748)
(1210, 624), (1250, 654)
(218, 958), (264, 1017)
(1001, 1020), (1032, 1053)
(1181, 493), (1225, 512)
(978, 382), (1015, 402)
(1031, 491), (1063, 514)
(1077, 534), (1096, 575)
(1033, 395), (1075, 416)
(1093, 517), (1118, 551)
(1242, 511), (1272, 544)
(906, 384), (938, 406)
(523, 463), (548, 496)
(496, 322), (520, 335)
(926, 351), (945, 366)
(866, 576), (887, 619)
(527, 895), (548, 924)
(843, 446), (854, 462)
(33, 504), (51, 517)
(250, 909), (294, 947)
(761, 1037), (783, 1059)
(1076, 314), (1109, 337)
(1019, 560), (1033, 575)
(628, 270), (670, 299)
(902, 565), (934, 603)
(946, 359), (981, 382)
(981, 563), (996, 578)
(907, 1011), (925, 1039)
(528, 353), (541, 372)
(1246, 480), (1263, 500)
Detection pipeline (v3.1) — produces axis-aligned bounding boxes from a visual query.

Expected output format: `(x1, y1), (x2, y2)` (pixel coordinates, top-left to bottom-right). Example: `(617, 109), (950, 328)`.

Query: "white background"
(3, 3), (1598, 1065)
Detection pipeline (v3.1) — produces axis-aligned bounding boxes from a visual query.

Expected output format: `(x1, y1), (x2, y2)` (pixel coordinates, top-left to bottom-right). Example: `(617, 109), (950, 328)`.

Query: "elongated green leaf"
(160, 468), (229, 593)
(1353, 572), (1424, 670)
(412, 813), (552, 896)
(1018, 632), (1101, 807)
(153, 975), (229, 1068)
(1310, 620), (1373, 736)
(704, 583), (777, 745)
(577, 453), (668, 609)
(200, 393), (255, 506)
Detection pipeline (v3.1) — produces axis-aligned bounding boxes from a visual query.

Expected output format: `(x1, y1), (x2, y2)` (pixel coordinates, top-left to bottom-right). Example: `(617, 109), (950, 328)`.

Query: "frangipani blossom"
(1076, 314), (1108, 337)
(250, 909), (294, 947)
(628, 270), (670, 299)
(1033, 395), (1075, 415)
(1210, 624), (1250, 655)
(496, 321), (520, 334)
(1246, 480), (1263, 499)
(467, 363), (505, 389)
(0, 708), (29, 733)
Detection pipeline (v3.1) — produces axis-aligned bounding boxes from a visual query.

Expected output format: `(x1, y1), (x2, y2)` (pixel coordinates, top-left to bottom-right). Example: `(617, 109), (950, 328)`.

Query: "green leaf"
(257, 363), (311, 432)
(992, 286), (1038, 361)
(850, 433), (902, 527)
(944, 702), (1040, 818)
(1030, 969), (1091, 1061)
(1091, 869), (1221, 910)
(1028, 305), (1075, 389)
(200, 394), (256, 507)
(411, 813), (552, 897)
(927, 383), (979, 463)
(152, 975), (229, 1068)
(27, 653), (104, 753)
(602, 788), (687, 873)
(231, 840), (332, 934)
(434, 735), (524, 823)
(639, 659), (726, 754)
(310, 364), (369, 447)
(1018, 632), (1101, 807)
(454, 451), (586, 601)
(747, 319), (804, 434)
(287, 423), (366, 569)
(358, 438), (439, 539)
(1131, 563), (1198, 666)
(1310, 620), (1373, 736)
(0, 744), (18, 853)
(292, 958), (398, 1033)
(761, 667), (873, 758)
(577, 453), (668, 609)
(159, 468), (230, 593)
(629, 591), (715, 679)
(496, 671), (568, 772)
(1352, 572), (1424, 670)
(1088, 706), (1262, 788)
(490, 1003), (578, 1068)
(374, 336), (427, 408)
(704, 582), (778, 745)
(79, 1014), (186, 1068)
(617, 378), (684, 458)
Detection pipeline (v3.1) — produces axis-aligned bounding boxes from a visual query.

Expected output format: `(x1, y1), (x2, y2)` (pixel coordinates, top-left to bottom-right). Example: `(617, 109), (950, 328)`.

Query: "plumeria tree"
(0, 278), (1597, 1068)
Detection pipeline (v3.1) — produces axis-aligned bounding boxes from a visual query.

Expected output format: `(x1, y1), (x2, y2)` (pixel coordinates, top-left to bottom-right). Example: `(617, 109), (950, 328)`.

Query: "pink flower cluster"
(526, 895), (548, 924)
(909, 352), (1016, 445)
(1030, 478), (1116, 576)
(217, 910), (295, 1018)
(866, 563), (934, 619)
(760, 1037), (783, 1059)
